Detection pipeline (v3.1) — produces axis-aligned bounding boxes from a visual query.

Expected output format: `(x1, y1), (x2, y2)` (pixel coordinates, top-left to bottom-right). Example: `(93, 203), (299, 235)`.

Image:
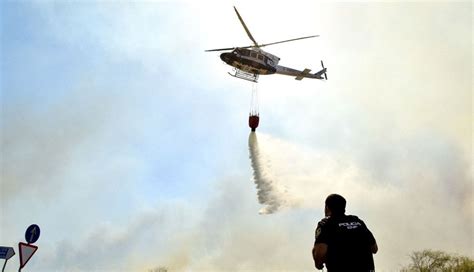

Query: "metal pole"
(1, 259), (7, 272)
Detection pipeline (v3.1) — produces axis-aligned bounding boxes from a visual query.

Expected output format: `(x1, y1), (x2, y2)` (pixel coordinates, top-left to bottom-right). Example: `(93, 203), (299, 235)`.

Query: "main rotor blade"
(234, 6), (259, 47)
(205, 47), (236, 52)
(205, 44), (257, 52)
(258, 35), (319, 48)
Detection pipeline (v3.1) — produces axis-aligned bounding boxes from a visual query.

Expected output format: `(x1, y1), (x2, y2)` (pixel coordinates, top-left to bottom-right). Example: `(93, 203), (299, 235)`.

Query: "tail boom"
(275, 63), (327, 80)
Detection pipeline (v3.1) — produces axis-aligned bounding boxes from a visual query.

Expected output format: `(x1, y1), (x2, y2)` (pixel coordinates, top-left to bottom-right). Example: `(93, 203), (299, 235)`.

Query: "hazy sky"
(1, 1), (472, 271)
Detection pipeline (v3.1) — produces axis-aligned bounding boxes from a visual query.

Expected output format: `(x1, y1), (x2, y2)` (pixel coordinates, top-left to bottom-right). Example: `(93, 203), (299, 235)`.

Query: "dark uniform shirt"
(315, 215), (376, 272)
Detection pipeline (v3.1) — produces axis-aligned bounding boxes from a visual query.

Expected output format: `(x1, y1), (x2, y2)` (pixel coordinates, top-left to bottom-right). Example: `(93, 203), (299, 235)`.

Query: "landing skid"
(228, 68), (259, 83)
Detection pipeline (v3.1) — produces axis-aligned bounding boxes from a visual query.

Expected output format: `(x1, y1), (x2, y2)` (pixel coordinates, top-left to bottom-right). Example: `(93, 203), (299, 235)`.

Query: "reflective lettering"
(338, 222), (362, 229)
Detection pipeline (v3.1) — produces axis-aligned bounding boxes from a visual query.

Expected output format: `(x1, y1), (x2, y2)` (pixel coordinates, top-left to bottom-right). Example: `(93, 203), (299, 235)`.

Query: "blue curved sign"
(0, 246), (15, 260)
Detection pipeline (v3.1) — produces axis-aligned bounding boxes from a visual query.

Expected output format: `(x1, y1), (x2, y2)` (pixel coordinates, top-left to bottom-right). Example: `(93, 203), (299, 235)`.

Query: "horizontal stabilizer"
(295, 68), (312, 80)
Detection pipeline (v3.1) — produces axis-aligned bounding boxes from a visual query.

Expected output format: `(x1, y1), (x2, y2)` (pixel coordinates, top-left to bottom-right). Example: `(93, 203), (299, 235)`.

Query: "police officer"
(312, 194), (378, 271)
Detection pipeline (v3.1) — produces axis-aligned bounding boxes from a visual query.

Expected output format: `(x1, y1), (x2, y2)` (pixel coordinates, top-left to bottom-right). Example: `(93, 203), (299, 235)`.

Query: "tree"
(401, 250), (474, 272)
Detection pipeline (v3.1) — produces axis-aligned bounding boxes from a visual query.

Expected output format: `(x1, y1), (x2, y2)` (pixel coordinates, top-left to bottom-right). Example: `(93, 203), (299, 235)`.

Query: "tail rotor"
(321, 60), (327, 80)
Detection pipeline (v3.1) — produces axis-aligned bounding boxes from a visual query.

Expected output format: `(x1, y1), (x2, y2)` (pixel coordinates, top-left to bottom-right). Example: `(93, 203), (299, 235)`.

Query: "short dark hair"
(325, 194), (346, 215)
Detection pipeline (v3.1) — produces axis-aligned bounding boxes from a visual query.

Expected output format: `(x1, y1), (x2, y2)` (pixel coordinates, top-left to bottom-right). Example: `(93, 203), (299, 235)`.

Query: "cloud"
(1, 85), (111, 201)
(34, 201), (196, 271)
(28, 127), (472, 271)
(246, 130), (472, 270)
(2, 2), (471, 272)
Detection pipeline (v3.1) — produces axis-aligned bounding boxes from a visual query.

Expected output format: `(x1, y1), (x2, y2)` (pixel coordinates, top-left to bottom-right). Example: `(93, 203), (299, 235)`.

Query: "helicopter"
(206, 6), (327, 83)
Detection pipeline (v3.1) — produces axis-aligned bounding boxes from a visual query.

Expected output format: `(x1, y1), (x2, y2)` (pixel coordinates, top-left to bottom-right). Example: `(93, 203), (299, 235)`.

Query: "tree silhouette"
(401, 250), (474, 272)
(148, 266), (168, 272)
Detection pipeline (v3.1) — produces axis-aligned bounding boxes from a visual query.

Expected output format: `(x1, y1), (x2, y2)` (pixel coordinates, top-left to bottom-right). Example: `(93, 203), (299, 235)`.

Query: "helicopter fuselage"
(220, 48), (279, 75)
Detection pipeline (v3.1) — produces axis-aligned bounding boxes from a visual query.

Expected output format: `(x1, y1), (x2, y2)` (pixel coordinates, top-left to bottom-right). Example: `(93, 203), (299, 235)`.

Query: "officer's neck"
(326, 210), (345, 218)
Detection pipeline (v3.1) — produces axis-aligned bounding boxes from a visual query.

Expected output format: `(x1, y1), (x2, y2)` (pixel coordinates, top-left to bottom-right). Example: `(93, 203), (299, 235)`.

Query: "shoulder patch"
(315, 227), (322, 239)
(315, 217), (329, 239)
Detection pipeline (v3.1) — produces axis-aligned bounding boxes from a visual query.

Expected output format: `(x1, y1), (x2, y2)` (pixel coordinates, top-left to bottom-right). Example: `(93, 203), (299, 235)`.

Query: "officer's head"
(325, 194), (346, 216)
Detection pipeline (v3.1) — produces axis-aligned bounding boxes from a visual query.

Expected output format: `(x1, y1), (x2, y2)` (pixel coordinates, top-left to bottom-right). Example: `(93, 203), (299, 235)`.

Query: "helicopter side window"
(257, 55), (264, 61)
(250, 52), (257, 58)
(241, 50), (250, 56)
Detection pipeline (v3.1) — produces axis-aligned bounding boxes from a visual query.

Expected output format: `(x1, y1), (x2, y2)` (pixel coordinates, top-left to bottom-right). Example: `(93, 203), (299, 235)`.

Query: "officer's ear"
(324, 205), (331, 216)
